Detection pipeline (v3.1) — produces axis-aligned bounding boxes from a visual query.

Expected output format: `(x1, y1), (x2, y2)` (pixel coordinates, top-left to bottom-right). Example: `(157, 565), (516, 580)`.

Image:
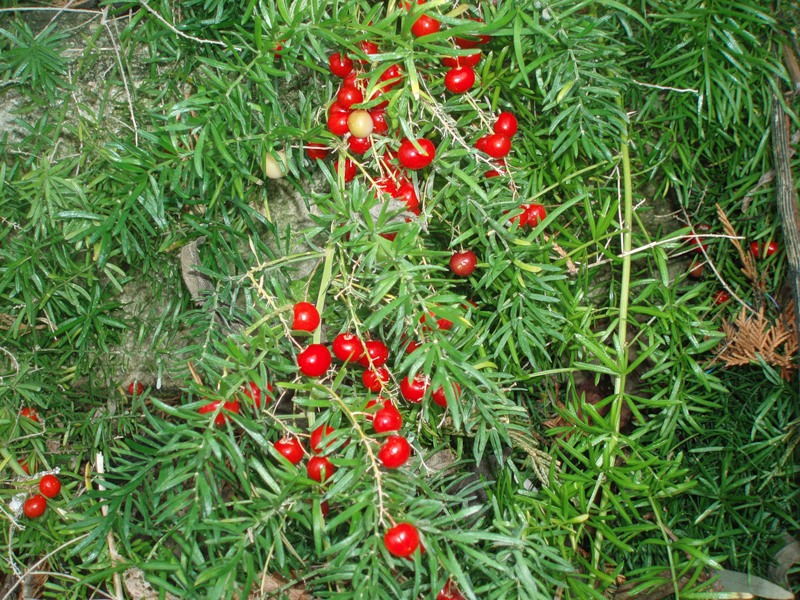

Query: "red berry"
(334, 158), (358, 183)
(332, 332), (364, 362)
(485, 169), (502, 178)
(474, 135), (490, 152)
(383, 522), (420, 557)
(400, 374), (429, 403)
(380, 64), (403, 88)
(688, 260), (704, 280)
(482, 133), (511, 159)
(20, 407), (39, 422)
(455, 19), (490, 48)
(305, 143), (329, 160)
(198, 399), (241, 427)
(360, 40), (379, 58)
(437, 580), (466, 600)
(365, 397), (390, 418)
(373, 405), (403, 432)
(750, 240), (779, 259)
(411, 14), (441, 37)
(378, 435), (411, 468)
(405, 339), (420, 354)
(23, 494), (46, 519)
(348, 135), (372, 154)
(363, 366), (390, 392)
(449, 250), (477, 277)
(329, 52), (353, 77)
(432, 382), (461, 408)
(243, 381), (273, 409)
(713, 290), (731, 305)
(329, 101), (350, 115)
(292, 301), (320, 332)
(358, 340), (390, 368)
(522, 203), (546, 227)
(307, 455), (335, 483)
(274, 437), (304, 465)
(343, 71), (359, 88)
(327, 112), (351, 136)
(375, 176), (400, 198)
(394, 182), (420, 213)
(398, 138), (436, 170)
(19, 461), (30, 475)
(369, 89), (389, 110)
(494, 112), (518, 137)
(39, 474), (61, 498)
(310, 425), (337, 454)
(421, 311), (454, 331)
(370, 109), (389, 134)
(444, 66), (475, 94)
(337, 86), (364, 110)
(297, 344), (332, 377)
(442, 52), (481, 68)
(127, 381), (144, 396)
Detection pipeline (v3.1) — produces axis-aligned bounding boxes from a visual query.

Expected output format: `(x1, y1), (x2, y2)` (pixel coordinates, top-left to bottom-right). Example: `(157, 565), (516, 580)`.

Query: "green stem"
(612, 106), (634, 435)
(592, 93), (635, 573)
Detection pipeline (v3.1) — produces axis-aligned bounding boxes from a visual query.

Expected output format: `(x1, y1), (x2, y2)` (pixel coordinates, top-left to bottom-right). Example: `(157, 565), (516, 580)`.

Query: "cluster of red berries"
(13, 408), (63, 519)
(22, 474), (62, 519)
(687, 224), (780, 306)
(287, 299), (472, 566)
(309, 49), (429, 225)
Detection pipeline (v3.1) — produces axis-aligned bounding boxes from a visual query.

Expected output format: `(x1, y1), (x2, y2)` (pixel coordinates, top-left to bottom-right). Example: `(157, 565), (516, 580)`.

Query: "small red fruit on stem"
(411, 14), (441, 37)
(274, 437), (304, 465)
(749, 240), (779, 259)
(444, 66), (476, 94)
(337, 86), (364, 110)
(23, 494), (47, 518)
(198, 399), (241, 427)
(482, 133), (511, 159)
(494, 112), (518, 137)
(327, 112), (351, 136)
(515, 203), (546, 228)
(292, 301), (320, 332)
(712, 290), (731, 305)
(384, 522), (420, 557)
(400, 374), (429, 403)
(378, 435), (411, 468)
(39, 474), (61, 498)
(398, 138), (436, 170)
(363, 366), (390, 392)
(307, 455), (335, 483)
(442, 52), (481, 68)
(127, 382), (144, 396)
(329, 52), (353, 77)
(449, 250), (477, 277)
(373, 405), (403, 432)
(297, 344), (332, 377)
(432, 382), (461, 408)
(305, 143), (329, 160)
(332, 332), (364, 362)
(334, 158), (358, 183)
(437, 580), (466, 600)
(310, 425), (337, 454)
(20, 407), (39, 422)
(358, 340), (390, 368)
